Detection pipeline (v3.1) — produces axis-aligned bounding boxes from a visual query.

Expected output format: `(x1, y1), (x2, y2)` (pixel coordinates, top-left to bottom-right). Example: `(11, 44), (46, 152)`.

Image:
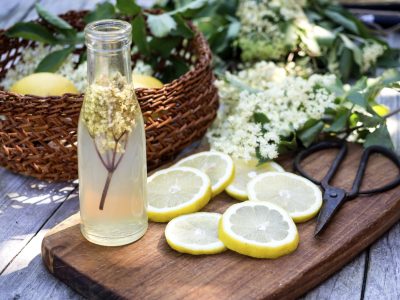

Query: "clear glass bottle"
(78, 20), (147, 246)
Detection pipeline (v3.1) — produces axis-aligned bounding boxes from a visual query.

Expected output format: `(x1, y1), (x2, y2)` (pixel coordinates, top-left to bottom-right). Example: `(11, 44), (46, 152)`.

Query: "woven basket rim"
(0, 9), (212, 98)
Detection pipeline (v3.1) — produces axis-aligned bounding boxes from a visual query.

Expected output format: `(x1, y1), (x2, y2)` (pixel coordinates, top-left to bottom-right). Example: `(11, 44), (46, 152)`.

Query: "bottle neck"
(85, 20), (132, 85)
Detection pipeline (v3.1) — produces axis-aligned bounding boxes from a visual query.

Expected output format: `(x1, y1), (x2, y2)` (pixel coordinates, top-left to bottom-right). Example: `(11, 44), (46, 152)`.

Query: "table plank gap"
(360, 247), (370, 300)
(0, 190), (82, 300)
(0, 185), (78, 275)
(302, 252), (366, 300)
(0, 178), (77, 273)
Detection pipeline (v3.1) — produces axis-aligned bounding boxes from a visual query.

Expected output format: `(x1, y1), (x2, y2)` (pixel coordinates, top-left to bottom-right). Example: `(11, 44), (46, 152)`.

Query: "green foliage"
(5, 0), (211, 82)
(147, 14), (177, 38)
(6, 5), (86, 72)
(318, 72), (399, 151)
(6, 22), (58, 44)
(116, 0), (140, 16)
(84, 2), (115, 23)
(298, 120), (324, 147)
(35, 3), (73, 30)
(35, 46), (74, 72)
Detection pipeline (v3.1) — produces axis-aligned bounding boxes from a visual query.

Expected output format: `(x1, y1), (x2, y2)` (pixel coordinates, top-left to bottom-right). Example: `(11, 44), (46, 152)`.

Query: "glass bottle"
(78, 19), (147, 246)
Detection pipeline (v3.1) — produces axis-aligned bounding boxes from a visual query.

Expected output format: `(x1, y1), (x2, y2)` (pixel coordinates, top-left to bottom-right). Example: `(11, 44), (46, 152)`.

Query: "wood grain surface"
(41, 143), (400, 300)
(0, 2), (399, 299)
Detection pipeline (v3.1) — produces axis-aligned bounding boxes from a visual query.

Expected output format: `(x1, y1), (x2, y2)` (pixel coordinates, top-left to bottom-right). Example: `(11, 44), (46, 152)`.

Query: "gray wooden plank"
(0, 176), (76, 273)
(363, 224), (400, 300)
(0, 190), (82, 300)
(302, 253), (366, 300)
(0, 0), (36, 28)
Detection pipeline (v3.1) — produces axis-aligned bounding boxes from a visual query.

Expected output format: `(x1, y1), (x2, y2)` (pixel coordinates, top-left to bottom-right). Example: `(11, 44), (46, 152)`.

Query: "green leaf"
(356, 113), (382, 128)
(278, 134), (297, 155)
(147, 14), (177, 38)
(380, 69), (400, 86)
(324, 9), (359, 34)
(78, 51), (87, 65)
(364, 124), (394, 150)
(35, 46), (74, 72)
(298, 120), (324, 147)
(116, 0), (141, 16)
(171, 0), (209, 18)
(6, 22), (58, 44)
(132, 14), (149, 55)
(149, 37), (181, 58)
(313, 25), (336, 47)
(84, 2), (115, 24)
(376, 48), (400, 68)
(339, 34), (362, 66)
(227, 18), (240, 39)
(347, 91), (367, 108)
(171, 15), (194, 38)
(35, 3), (73, 30)
(326, 76), (345, 97)
(159, 57), (188, 83)
(339, 47), (352, 82)
(253, 112), (269, 125)
(324, 110), (349, 133)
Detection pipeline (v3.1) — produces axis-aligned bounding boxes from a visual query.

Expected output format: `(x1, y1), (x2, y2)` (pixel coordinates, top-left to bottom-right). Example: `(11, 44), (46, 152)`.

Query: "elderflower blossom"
(361, 41), (386, 73)
(237, 0), (305, 61)
(207, 62), (337, 161)
(82, 73), (139, 154)
(1, 44), (153, 92)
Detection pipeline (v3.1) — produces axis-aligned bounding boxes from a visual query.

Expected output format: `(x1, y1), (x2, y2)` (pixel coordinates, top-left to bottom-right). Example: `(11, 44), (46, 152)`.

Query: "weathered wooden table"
(0, 1), (399, 299)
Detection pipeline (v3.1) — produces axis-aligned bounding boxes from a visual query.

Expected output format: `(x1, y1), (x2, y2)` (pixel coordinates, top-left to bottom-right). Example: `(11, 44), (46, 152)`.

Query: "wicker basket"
(0, 11), (218, 181)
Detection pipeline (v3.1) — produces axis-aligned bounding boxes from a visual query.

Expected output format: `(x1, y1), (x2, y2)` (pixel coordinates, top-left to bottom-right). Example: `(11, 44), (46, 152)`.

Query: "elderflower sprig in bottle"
(78, 20), (147, 246)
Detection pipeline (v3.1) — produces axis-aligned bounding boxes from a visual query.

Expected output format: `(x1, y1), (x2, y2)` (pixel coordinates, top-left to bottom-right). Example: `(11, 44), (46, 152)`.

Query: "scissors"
(294, 140), (400, 236)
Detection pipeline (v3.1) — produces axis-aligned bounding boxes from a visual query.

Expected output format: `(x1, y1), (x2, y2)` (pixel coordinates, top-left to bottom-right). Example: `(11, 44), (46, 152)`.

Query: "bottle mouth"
(85, 19), (132, 44)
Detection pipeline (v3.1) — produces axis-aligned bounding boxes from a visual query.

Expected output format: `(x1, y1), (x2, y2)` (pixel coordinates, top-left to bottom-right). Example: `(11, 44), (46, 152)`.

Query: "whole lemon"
(132, 74), (163, 89)
(10, 72), (78, 96)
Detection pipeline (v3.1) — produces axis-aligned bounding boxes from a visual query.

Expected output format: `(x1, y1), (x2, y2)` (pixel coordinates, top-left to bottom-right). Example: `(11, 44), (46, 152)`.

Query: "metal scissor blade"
(315, 188), (347, 237)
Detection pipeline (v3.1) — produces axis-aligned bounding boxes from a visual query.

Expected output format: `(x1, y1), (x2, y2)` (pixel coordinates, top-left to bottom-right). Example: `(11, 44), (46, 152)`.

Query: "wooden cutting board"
(41, 144), (400, 300)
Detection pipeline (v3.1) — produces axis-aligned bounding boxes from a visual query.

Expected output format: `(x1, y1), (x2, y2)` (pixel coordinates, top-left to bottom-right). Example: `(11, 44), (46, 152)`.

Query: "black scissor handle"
(295, 141), (400, 199)
(294, 140), (347, 186)
(350, 145), (400, 197)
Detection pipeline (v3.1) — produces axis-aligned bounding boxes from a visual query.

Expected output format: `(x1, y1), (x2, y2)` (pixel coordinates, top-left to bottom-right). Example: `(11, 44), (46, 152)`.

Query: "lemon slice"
(219, 202), (299, 259)
(175, 151), (234, 197)
(165, 212), (226, 255)
(247, 172), (322, 223)
(147, 167), (212, 222)
(226, 159), (284, 201)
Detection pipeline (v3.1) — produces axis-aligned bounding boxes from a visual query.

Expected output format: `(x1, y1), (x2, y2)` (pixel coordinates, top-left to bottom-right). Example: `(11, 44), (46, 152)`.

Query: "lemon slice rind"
(247, 172), (322, 223)
(219, 202), (299, 259)
(175, 151), (234, 197)
(165, 212), (226, 255)
(225, 161), (284, 201)
(147, 167), (212, 222)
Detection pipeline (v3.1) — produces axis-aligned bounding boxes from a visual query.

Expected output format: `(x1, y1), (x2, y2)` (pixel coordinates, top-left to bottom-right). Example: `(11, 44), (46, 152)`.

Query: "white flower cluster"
(362, 41), (386, 73)
(207, 62), (337, 161)
(1, 44), (153, 93)
(237, 0), (305, 61)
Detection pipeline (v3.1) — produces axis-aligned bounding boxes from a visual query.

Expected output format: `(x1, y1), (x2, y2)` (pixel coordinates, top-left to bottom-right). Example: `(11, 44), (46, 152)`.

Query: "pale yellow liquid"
(78, 114), (147, 246)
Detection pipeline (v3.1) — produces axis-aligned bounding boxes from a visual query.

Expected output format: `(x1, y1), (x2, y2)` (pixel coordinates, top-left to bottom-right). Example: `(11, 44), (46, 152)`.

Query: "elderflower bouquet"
(154, 0), (399, 81)
(207, 62), (400, 162)
(235, 0), (397, 81)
